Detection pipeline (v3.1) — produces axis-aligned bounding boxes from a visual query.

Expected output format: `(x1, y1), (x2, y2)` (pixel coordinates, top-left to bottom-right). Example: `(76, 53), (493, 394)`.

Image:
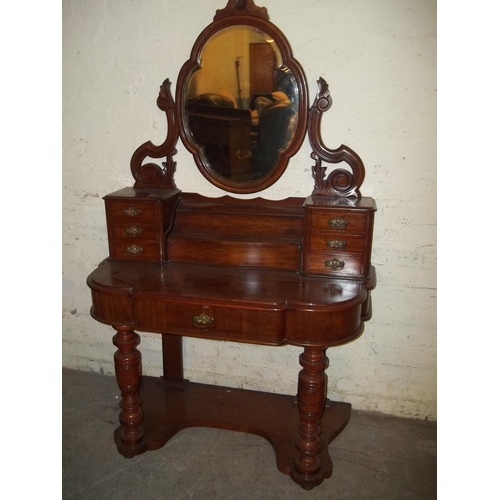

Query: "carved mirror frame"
(129, 0), (366, 198)
(175, 1), (308, 193)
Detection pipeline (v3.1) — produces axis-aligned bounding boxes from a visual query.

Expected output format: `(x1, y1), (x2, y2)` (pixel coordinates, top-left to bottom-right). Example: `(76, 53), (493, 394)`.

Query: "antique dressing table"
(87, 0), (376, 490)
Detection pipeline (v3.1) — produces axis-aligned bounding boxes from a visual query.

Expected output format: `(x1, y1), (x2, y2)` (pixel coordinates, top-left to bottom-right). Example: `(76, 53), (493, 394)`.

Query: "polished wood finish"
(175, 1), (309, 194)
(87, 0), (376, 490)
(88, 259), (375, 347)
(104, 188), (180, 262)
(291, 346), (329, 489)
(308, 78), (366, 198)
(303, 196), (376, 279)
(130, 79), (179, 189)
(112, 325), (146, 456)
(160, 334), (186, 387)
(114, 375), (351, 480)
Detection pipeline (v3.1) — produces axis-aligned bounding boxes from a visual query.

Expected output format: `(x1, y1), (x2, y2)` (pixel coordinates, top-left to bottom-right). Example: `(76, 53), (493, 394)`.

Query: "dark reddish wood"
(88, 259), (374, 347)
(87, 0), (377, 490)
(104, 188), (180, 263)
(214, 0), (270, 21)
(112, 325), (147, 457)
(175, 3), (309, 194)
(159, 334), (187, 388)
(115, 375), (351, 481)
(290, 346), (328, 489)
(303, 196), (376, 279)
(130, 79), (179, 189)
(308, 78), (366, 198)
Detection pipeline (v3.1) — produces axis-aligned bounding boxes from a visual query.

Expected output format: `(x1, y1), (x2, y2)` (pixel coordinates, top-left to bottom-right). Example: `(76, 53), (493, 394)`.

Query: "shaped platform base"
(114, 375), (351, 489)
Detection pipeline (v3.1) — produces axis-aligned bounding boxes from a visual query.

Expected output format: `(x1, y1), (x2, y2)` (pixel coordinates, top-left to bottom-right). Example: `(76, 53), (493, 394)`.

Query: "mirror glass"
(184, 25), (299, 184)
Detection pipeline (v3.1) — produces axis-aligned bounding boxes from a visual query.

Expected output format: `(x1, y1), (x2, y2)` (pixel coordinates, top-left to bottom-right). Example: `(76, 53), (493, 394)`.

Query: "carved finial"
(214, 0), (270, 21)
(156, 78), (174, 112)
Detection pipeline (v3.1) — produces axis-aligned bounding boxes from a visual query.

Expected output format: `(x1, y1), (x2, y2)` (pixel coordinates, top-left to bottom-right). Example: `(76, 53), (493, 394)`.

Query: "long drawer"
(132, 298), (286, 344)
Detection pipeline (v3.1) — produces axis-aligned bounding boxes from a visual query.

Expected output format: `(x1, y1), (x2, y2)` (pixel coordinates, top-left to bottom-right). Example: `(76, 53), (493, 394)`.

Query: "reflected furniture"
(87, 0), (376, 490)
(186, 99), (252, 181)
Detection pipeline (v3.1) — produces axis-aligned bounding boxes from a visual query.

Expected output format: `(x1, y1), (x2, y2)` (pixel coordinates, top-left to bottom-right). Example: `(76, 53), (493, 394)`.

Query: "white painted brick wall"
(62, 0), (437, 419)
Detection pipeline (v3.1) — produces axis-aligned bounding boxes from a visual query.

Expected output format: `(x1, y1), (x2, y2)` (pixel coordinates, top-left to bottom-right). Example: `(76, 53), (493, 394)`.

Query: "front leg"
(112, 325), (146, 457)
(290, 346), (328, 489)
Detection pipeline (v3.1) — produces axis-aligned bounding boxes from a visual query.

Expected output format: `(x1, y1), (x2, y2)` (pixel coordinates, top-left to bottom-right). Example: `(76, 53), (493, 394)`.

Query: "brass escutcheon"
(125, 244), (143, 255)
(328, 217), (348, 229)
(122, 206), (142, 216)
(326, 238), (347, 249)
(192, 313), (214, 328)
(125, 225), (143, 236)
(325, 258), (345, 271)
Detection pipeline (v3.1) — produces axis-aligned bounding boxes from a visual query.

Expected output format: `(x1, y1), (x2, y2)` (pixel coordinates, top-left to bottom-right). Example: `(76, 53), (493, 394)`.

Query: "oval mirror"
(177, 18), (308, 193)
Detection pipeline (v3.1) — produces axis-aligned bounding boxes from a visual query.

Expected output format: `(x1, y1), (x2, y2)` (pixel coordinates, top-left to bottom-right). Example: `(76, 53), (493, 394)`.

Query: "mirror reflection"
(185, 26), (299, 183)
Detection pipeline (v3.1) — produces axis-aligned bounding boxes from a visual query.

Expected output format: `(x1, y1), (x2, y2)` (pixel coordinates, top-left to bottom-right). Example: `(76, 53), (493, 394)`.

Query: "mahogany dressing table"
(87, 0), (376, 490)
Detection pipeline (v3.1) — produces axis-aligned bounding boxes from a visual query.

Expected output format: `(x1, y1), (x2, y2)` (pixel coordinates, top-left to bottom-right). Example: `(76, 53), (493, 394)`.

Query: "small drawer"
(106, 200), (157, 221)
(109, 240), (161, 261)
(304, 252), (363, 277)
(165, 303), (242, 335)
(308, 233), (365, 254)
(110, 222), (158, 241)
(310, 211), (366, 233)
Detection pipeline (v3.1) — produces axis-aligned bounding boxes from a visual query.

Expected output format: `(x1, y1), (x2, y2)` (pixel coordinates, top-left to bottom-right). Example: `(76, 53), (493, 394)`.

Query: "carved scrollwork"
(130, 79), (178, 189)
(214, 0), (269, 21)
(308, 77), (365, 198)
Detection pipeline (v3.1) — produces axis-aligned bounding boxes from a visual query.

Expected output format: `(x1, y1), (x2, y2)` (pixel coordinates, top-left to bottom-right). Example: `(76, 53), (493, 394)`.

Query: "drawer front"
(304, 252), (363, 277)
(110, 221), (158, 241)
(308, 233), (365, 254)
(310, 211), (366, 234)
(166, 303), (242, 335)
(109, 240), (161, 261)
(132, 299), (286, 344)
(106, 200), (158, 222)
(106, 198), (162, 262)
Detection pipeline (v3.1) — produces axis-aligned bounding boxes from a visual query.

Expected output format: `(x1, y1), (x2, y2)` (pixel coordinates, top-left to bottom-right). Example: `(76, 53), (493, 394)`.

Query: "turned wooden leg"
(290, 346), (328, 489)
(112, 325), (146, 457)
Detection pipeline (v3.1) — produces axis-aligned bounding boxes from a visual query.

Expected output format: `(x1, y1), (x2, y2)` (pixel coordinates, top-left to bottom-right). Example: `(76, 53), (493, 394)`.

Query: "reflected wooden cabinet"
(87, 0), (376, 491)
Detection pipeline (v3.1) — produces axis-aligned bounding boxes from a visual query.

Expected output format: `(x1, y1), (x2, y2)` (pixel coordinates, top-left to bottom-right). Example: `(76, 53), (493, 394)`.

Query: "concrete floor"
(62, 368), (436, 500)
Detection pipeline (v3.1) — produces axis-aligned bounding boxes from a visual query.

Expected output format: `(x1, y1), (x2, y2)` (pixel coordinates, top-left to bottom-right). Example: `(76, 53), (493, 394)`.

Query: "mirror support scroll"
(128, 3), (366, 199)
(308, 78), (365, 198)
(130, 79), (179, 189)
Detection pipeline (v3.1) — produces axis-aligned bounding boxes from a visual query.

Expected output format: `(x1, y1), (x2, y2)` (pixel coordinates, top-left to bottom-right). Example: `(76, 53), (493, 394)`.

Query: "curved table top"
(87, 259), (376, 346)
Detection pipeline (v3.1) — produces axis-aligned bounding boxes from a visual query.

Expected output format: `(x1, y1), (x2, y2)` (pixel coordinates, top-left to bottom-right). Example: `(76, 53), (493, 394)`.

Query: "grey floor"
(62, 368), (436, 500)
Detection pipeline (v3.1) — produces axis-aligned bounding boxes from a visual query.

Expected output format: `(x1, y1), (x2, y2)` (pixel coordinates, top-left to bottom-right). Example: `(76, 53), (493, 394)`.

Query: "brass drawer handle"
(122, 206), (142, 216)
(125, 225), (143, 236)
(326, 238), (347, 249)
(125, 244), (143, 255)
(192, 313), (214, 328)
(328, 217), (348, 229)
(325, 258), (345, 271)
